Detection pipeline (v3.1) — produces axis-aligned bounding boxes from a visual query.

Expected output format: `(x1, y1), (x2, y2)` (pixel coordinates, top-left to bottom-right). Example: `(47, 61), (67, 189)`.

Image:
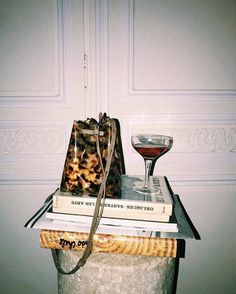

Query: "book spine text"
(53, 196), (172, 216)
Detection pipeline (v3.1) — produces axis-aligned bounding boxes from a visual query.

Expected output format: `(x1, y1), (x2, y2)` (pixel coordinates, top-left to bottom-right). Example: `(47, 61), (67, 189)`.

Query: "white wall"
(0, 1), (85, 293)
(0, 1), (236, 293)
(104, 2), (236, 292)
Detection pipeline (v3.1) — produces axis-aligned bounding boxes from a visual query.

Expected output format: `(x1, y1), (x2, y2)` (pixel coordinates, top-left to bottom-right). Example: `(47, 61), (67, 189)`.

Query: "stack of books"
(25, 176), (199, 257)
(45, 175), (178, 234)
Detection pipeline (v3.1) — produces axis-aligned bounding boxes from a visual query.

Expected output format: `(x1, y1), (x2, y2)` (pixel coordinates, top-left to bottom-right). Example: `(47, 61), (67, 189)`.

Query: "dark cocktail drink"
(133, 145), (168, 159)
(131, 134), (173, 195)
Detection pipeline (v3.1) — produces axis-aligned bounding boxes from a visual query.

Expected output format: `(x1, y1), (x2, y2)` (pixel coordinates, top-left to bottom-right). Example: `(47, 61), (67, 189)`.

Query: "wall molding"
(0, 0), (61, 101)
(124, 0), (236, 99)
(126, 114), (236, 153)
(0, 175), (235, 186)
(94, 0), (109, 114)
(0, 0), (73, 105)
(0, 121), (70, 155)
(130, 126), (236, 153)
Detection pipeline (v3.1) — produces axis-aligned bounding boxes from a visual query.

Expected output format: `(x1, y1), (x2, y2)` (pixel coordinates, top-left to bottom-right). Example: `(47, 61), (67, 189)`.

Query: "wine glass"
(131, 134), (173, 195)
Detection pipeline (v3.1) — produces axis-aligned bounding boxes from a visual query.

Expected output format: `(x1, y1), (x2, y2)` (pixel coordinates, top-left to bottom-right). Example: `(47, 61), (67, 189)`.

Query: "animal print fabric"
(60, 116), (123, 198)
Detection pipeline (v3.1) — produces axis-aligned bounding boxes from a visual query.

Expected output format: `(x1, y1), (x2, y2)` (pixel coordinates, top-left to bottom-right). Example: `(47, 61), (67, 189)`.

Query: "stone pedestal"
(58, 250), (176, 294)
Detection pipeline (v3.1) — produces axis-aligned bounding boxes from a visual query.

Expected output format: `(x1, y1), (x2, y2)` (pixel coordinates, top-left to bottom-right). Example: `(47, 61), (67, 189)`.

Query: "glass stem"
(144, 159), (153, 188)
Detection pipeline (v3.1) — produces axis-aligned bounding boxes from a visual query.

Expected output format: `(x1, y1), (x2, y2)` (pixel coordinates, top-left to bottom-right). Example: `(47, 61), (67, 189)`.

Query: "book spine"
(46, 211), (170, 223)
(40, 229), (177, 257)
(51, 208), (170, 221)
(53, 196), (172, 216)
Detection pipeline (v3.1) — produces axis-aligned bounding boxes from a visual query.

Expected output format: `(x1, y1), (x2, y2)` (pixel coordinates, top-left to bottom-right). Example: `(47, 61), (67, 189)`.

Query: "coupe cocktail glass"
(131, 134), (173, 194)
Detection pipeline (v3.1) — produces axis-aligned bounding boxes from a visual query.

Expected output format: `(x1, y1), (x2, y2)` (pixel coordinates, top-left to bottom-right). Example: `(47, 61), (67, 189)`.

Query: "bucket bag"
(51, 113), (125, 274)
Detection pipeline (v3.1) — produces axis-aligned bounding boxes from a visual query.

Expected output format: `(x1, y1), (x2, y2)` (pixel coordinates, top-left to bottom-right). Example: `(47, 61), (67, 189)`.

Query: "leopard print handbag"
(60, 113), (125, 198)
(51, 113), (125, 275)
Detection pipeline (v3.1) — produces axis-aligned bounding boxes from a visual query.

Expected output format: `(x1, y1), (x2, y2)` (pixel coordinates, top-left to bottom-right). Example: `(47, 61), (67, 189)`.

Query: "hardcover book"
(52, 176), (173, 221)
(40, 229), (177, 257)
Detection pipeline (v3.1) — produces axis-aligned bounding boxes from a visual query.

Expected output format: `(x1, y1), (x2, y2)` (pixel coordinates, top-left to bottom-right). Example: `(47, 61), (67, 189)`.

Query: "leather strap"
(51, 117), (117, 275)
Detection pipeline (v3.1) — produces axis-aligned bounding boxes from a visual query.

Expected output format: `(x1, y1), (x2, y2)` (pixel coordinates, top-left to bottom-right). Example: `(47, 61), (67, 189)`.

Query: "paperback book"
(26, 202), (178, 235)
(52, 176), (173, 222)
(46, 208), (178, 231)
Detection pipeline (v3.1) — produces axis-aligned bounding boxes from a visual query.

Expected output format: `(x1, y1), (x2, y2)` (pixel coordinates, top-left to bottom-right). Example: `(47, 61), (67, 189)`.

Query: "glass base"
(133, 185), (161, 195)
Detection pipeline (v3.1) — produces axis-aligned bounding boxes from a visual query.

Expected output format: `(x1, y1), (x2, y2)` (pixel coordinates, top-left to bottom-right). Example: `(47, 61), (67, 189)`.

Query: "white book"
(46, 209), (177, 231)
(46, 204), (178, 233)
(27, 203), (176, 236)
(51, 218), (178, 233)
(52, 176), (173, 221)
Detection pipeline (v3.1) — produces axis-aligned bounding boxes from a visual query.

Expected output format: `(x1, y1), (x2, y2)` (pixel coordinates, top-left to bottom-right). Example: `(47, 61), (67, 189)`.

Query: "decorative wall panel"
(0, 0), (60, 99)
(0, 124), (66, 155)
(0, 121), (71, 182)
(104, 0), (236, 183)
(0, 0), (86, 183)
(128, 0), (236, 96)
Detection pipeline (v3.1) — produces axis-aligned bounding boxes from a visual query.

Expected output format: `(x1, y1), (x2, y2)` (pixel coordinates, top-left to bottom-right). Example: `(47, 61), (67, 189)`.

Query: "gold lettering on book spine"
(40, 230), (177, 258)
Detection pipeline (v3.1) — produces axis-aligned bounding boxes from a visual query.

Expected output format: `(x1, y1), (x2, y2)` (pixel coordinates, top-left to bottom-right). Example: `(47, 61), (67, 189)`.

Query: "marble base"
(58, 251), (176, 294)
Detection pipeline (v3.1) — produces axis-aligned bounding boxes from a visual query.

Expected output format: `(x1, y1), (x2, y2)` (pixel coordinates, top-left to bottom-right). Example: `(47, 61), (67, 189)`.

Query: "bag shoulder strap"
(51, 117), (117, 275)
